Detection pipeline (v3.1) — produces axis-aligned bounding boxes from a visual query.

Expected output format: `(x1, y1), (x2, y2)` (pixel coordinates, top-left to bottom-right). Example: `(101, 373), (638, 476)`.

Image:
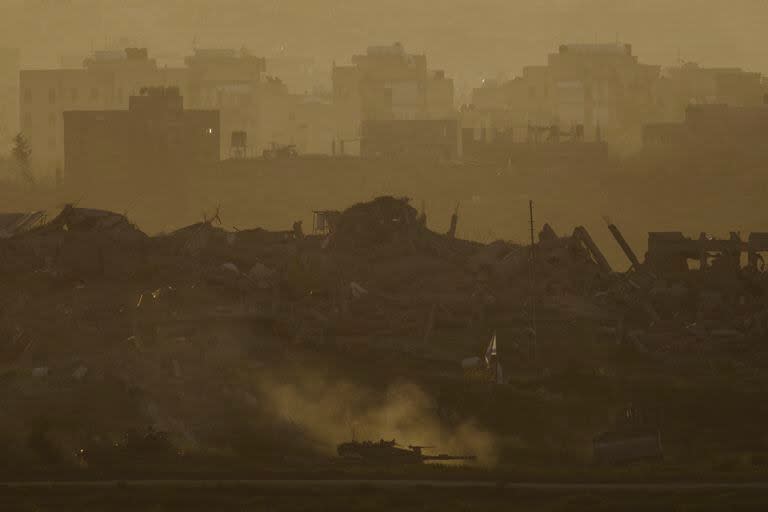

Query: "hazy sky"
(2, 0), (767, 85)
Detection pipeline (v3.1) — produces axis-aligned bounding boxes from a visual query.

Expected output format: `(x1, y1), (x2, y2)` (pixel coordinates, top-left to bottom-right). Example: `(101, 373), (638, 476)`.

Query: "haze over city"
(4, 1), (767, 74)
(2, 2), (768, 510)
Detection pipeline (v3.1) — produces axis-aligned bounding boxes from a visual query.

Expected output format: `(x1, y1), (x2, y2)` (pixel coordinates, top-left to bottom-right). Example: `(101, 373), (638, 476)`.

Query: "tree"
(12, 132), (34, 185)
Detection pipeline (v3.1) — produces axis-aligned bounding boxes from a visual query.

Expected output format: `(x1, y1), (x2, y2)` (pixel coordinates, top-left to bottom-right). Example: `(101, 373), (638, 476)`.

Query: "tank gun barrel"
(422, 454), (477, 461)
(337, 439), (476, 464)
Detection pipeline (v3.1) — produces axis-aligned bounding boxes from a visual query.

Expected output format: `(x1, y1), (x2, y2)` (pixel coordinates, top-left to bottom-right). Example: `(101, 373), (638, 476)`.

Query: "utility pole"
(529, 200), (538, 361)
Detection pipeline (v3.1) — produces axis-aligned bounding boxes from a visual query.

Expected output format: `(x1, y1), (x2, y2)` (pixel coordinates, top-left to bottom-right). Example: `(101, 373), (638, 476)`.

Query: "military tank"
(337, 439), (476, 464)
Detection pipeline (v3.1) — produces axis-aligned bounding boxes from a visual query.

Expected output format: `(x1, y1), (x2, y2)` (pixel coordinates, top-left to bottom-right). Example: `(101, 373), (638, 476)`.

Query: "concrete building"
(0, 48), (20, 153)
(26, 43), (459, 172)
(464, 78), (530, 144)
(643, 103), (768, 157)
(333, 42), (455, 121)
(655, 63), (765, 121)
(198, 73), (337, 158)
(182, 48), (266, 106)
(63, 87), (219, 186)
(468, 43), (661, 146)
(20, 45), (330, 176)
(544, 44), (660, 131)
(332, 42), (456, 155)
(181, 48), (268, 158)
(179, 49), (339, 157)
(20, 48), (184, 179)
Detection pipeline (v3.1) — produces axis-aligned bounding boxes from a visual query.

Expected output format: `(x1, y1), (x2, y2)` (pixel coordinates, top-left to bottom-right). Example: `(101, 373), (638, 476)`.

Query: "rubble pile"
(0, 206), (148, 279)
(1, 196), (767, 470)
(2, 197), (765, 362)
(329, 196), (423, 250)
(0, 211), (46, 239)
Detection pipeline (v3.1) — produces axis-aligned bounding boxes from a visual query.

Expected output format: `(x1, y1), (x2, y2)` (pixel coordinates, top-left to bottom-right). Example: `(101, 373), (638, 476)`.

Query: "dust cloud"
(256, 370), (497, 466)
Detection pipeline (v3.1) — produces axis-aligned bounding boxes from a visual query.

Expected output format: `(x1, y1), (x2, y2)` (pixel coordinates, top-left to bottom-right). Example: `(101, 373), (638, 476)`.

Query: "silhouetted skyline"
(3, 0), (767, 79)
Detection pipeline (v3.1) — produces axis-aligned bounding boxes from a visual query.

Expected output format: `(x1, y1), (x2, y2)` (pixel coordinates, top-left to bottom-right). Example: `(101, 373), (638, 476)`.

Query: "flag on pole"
(484, 332), (497, 366)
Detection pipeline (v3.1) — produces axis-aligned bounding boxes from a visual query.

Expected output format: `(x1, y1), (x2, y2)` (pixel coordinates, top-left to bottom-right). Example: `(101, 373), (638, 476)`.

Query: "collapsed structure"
(1, 196), (767, 470)
(3, 198), (765, 357)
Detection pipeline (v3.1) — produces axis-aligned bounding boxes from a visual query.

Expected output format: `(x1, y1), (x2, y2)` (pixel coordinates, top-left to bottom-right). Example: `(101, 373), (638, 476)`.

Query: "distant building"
(182, 48), (270, 158)
(201, 75), (337, 158)
(183, 48), (266, 105)
(643, 103), (768, 155)
(333, 42), (454, 121)
(21, 46), (339, 177)
(545, 43), (660, 131)
(333, 42), (456, 155)
(0, 48), (20, 152)
(63, 87), (219, 185)
(20, 48), (184, 178)
(468, 43), (661, 145)
(174, 49), (337, 157)
(655, 63), (765, 121)
(464, 78), (530, 144)
(360, 119), (461, 160)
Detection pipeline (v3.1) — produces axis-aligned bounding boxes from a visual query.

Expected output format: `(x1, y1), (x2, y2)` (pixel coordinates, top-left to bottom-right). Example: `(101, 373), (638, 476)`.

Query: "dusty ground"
(4, 480), (768, 511)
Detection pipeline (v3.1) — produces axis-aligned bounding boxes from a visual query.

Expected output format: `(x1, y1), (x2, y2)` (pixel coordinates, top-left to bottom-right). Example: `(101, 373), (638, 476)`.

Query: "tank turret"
(337, 438), (476, 464)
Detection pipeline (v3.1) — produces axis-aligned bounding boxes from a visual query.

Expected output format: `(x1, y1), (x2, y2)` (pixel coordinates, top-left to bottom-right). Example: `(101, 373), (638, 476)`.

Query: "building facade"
(643, 103), (768, 153)
(21, 46), (341, 177)
(468, 43), (661, 146)
(20, 48), (183, 179)
(332, 42), (456, 153)
(654, 63), (765, 121)
(333, 42), (455, 121)
(63, 87), (219, 186)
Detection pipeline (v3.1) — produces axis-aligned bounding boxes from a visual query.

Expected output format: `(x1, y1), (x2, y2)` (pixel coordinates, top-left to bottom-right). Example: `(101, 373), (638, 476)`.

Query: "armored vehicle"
(337, 438), (476, 464)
